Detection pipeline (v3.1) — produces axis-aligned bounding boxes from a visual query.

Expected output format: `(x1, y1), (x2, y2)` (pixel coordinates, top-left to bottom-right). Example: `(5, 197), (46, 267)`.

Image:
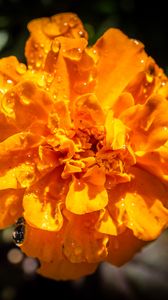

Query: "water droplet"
(69, 16), (78, 28)
(36, 61), (42, 68)
(1, 93), (15, 116)
(16, 63), (27, 75)
(105, 177), (113, 190)
(6, 79), (13, 85)
(131, 39), (140, 45)
(146, 64), (155, 83)
(63, 47), (83, 61)
(34, 43), (38, 49)
(46, 74), (54, 85)
(74, 246), (82, 256)
(141, 59), (145, 64)
(78, 30), (85, 37)
(57, 76), (61, 83)
(161, 81), (166, 87)
(37, 75), (46, 88)
(51, 39), (61, 54)
(74, 78), (96, 94)
(20, 95), (31, 105)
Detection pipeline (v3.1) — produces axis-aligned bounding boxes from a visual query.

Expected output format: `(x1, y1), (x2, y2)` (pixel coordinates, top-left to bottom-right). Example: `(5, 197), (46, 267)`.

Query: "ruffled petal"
(105, 110), (126, 149)
(120, 94), (168, 151)
(136, 141), (168, 183)
(93, 29), (147, 110)
(1, 80), (53, 129)
(66, 176), (108, 214)
(0, 189), (24, 228)
(25, 13), (88, 68)
(22, 223), (98, 280)
(0, 57), (26, 93)
(21, 223), (64, 263)
(23, 169), (68, 231)
(125, 167), (168, 240)
(124, 57), (167, 104)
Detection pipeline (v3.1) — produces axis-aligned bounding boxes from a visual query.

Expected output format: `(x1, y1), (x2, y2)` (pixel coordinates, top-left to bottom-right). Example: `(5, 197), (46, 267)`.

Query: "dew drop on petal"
(69, 16), (78, 28)
(19, 95), (31, 105)
(37, 75), (46, 88)
(16, 63), (27, 75)
(1, 93), (15, 116)
(36, 60), (42, 68)
(63, 47), (83, 61)
(51, 39), (61, 54)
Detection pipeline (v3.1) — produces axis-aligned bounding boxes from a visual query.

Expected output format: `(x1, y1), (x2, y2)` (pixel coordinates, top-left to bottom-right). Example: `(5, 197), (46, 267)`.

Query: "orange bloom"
(0, 13), (168, 280)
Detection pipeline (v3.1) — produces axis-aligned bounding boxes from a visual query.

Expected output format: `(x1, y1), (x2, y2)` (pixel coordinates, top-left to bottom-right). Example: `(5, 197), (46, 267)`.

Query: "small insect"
(12, 217), (25, 246)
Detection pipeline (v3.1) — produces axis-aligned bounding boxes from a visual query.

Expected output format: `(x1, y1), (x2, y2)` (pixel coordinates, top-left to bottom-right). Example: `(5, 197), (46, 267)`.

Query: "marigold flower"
(0, 12), (168, 280)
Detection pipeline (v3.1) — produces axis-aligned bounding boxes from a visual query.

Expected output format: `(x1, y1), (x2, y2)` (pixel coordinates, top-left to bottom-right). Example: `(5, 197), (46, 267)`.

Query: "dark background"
(0, 0), (168, 299)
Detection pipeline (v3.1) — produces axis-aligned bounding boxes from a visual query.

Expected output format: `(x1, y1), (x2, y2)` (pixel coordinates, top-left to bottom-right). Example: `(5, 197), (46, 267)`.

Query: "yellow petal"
(105, 110), (126, 149)
(66, 177), (108, 214)
(96, 209), (118, 235)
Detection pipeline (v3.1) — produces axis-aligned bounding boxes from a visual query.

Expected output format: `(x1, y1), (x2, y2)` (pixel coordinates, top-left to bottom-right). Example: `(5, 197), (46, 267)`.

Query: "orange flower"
(0, 12), (168, 280)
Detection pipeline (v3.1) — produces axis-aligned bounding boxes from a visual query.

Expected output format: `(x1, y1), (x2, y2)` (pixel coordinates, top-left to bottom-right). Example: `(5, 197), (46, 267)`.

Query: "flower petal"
(63, 211), (108, 263)
(26, 13), (88, 68)
(21, 223), (64, 263)
(22, 222), (98, 280)
(23, 169), (68, 231)
(125, 167), (168, 240)
(1, 80), (53, 129)
(0, 189), (24, 228)
(0, 57), (25, 91)
(66, 177), (108, 214)
(106, 229), (145, 266)
(105, 110), (126, 149)
(93, 29), (147, 110)
(38, 259), (97, 281)
(136, 141), (168, 183)
(95, 209), (118, 235)
(120, 95), (168, 151)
